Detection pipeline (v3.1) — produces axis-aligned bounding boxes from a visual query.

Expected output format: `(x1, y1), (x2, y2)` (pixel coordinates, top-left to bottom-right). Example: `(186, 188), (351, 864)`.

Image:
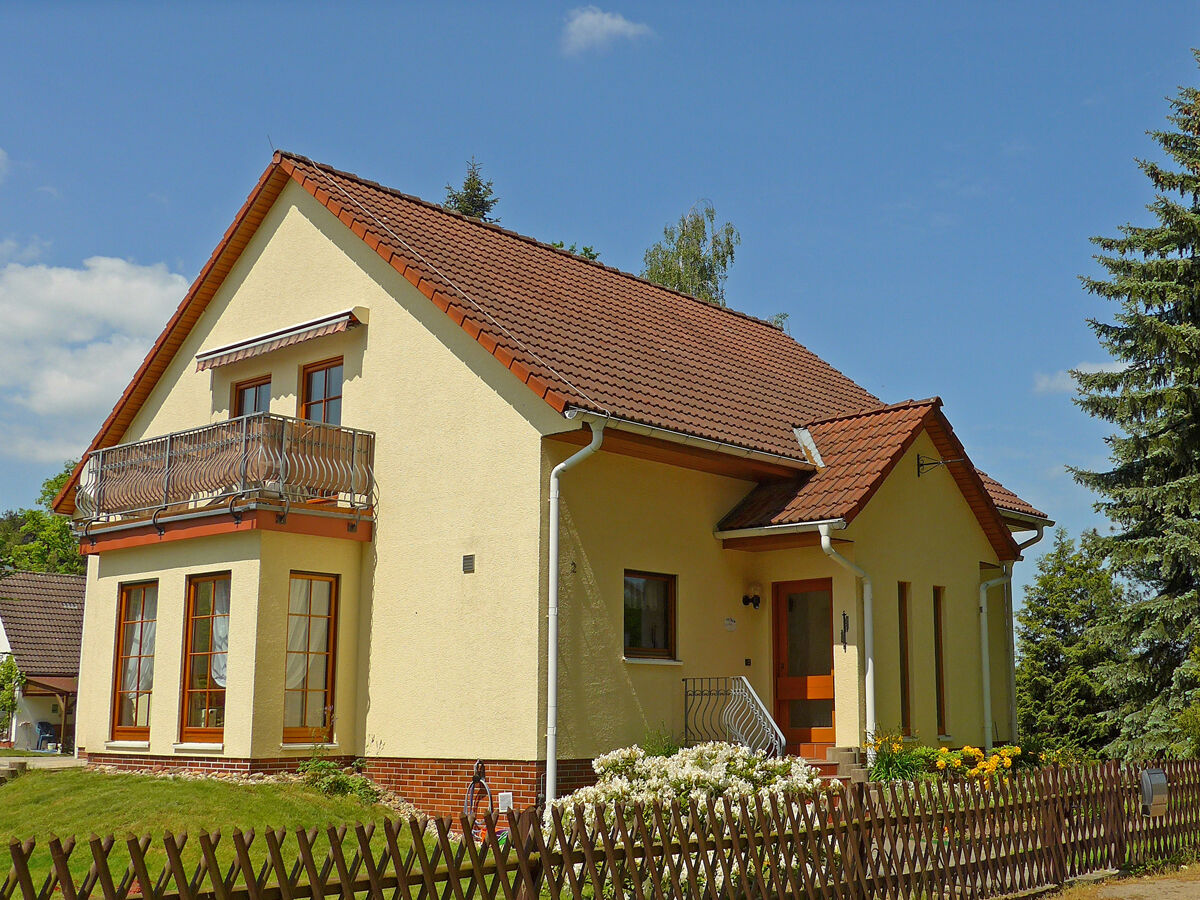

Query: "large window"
(933, 586), (947, 736)
(234, 376), (271, 416)
(284, 573), (338, 743)
(623, 571), (676, 659)
(300, 358), (343, 425)
(112, 582), (158, 740)
(898, 582), (912, 736)
(181, 574), (230, 742)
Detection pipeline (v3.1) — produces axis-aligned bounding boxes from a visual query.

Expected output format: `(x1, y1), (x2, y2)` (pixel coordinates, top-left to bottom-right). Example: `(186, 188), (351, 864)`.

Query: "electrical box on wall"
(462, 554), (476, 574)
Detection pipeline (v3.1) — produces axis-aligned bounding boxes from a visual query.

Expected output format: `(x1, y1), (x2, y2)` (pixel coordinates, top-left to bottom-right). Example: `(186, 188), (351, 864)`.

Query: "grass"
(0, 749), (62, 757)
(0, 768), (415, 885)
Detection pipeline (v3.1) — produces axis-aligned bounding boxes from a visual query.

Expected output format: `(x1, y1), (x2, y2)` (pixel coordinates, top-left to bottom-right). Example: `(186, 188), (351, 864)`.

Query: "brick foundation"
(80, 751), (353, 774)
(81, 750), (597, 816)
(364, 757), (596, 818)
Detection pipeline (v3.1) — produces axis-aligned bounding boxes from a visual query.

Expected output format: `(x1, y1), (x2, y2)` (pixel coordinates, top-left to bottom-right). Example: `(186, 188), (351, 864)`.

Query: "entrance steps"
(804, 746), (868, 783)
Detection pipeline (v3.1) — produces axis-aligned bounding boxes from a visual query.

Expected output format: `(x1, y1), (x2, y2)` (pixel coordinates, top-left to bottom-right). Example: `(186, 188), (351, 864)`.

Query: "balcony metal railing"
(682, 676), (786, 758)
(74, 413), (375, 525)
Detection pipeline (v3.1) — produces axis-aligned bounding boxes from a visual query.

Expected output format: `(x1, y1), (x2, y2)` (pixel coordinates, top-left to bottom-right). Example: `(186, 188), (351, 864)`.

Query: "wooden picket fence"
(5, 761), (1200, 900)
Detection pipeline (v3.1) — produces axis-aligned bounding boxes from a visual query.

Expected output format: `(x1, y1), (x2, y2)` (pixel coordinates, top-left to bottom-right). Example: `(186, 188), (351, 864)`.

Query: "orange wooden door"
(773, 579), (836, 752)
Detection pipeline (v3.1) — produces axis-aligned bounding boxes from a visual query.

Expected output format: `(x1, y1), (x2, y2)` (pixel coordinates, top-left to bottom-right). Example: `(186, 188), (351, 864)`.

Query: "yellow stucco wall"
(78, 181), (566, 762)
(79, 532), (262, 757)
(840, 429), (1006, 747)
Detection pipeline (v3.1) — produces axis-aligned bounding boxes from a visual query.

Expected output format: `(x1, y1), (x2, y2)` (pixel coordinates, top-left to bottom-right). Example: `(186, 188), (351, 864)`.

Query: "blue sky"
(1, 1), (1197, 597)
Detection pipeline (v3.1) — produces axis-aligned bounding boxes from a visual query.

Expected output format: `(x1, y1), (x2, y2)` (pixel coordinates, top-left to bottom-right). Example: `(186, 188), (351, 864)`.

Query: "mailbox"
(1141, 768), (1168, 817)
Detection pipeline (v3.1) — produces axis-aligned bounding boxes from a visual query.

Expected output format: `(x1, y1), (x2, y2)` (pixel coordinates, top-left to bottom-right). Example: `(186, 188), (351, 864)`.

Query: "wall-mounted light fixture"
(742, 582), (763, 609)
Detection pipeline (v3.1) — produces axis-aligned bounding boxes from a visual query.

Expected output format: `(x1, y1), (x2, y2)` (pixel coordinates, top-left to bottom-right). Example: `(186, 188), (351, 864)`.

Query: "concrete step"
(806, 758), (841, 778)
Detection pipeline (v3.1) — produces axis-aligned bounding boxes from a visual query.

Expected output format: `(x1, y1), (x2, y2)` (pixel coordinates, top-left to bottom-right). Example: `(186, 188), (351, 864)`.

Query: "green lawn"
(0, 768), (415, 886)
(0, 749), (60, 757)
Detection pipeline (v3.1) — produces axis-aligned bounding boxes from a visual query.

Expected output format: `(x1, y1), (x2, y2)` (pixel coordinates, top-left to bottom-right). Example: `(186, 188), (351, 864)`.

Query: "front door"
(773, 579), (835, 756)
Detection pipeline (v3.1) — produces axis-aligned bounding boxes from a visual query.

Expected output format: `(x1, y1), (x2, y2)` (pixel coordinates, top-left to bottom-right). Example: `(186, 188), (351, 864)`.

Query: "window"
(233, 376), (271, 416)
(284, 573), (338, 742)
(181, 574), (230, 742)
(933, 586), (947, 735)
(898, 582), (912, 736)
(623, 571), (676, 659)
(112, 582), (158, 740)
(300, 358), (343, 426)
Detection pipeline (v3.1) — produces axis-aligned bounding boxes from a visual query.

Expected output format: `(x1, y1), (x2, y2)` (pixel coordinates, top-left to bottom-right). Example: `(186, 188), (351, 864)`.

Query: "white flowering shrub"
(548, 742), (828, 830)
(545, 743), (834, 898)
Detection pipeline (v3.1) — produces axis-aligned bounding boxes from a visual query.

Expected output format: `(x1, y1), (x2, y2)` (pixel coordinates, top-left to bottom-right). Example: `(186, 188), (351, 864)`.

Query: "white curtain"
(137, 586), (157, 690)
(210, 581), (230, 688)
(285, 577), (309, 693)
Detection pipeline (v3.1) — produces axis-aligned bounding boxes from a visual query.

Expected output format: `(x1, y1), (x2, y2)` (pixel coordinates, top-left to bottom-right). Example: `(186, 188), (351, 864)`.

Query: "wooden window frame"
(898, 581), (912, 737)
(232, 375), (271, 417)
(179, 572), (231, 744)
(299, 357), (344, 425)
(622, 570), (677, 660)
(933, 586), (947, 736)
(111, 581), (158, 741)
(283, 572), (339, 744)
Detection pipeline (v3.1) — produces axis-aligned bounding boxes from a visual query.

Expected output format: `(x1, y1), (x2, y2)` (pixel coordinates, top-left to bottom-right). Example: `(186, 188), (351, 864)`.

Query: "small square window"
(623, 571), (676, 659)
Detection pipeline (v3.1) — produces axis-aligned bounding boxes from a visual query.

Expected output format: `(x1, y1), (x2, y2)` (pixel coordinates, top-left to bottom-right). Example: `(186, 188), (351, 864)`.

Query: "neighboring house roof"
(717, 399), (1024, 560)
(0, 571), (85, 679)
(52, 152), (1048, 540)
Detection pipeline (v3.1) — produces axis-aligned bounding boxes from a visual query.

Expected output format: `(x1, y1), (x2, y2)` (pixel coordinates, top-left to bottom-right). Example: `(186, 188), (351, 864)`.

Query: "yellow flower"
(1003, 757), (1012, 768)
(936, 759), (947, 770)
(892, 742), (901, 753)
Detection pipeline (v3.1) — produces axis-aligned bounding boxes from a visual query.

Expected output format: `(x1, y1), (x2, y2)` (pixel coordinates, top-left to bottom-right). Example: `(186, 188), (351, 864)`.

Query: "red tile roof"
(719, 400), (937, 531)
(52, 152), (1047, 534)
(0, 571), (85, 678)
(718, 399), (1027, 561)
(977, 471), (1048, 519)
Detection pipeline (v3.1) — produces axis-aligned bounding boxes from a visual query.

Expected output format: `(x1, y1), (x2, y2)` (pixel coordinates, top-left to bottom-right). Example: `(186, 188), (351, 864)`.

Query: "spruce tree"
(1073, 51), (1200, 756)
(1015, 529), (1124, 754)
(444, 157), (498, 222)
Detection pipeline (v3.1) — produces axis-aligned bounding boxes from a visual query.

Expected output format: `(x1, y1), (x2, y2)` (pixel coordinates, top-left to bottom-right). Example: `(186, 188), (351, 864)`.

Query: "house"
(56, 152), (1050, 814)
(0, 571), (86, 751)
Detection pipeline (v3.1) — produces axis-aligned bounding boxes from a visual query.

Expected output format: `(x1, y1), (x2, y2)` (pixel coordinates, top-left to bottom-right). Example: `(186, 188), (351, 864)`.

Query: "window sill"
(105, 740), (150, 751)
(623, 657), (683, 667)
(173, 742), (223, 753)
(937, 734), (954, 742)
(279, 742), (339, 751)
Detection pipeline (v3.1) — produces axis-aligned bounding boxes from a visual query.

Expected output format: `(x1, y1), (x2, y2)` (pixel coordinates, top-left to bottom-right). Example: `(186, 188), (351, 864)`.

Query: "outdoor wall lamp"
(742, 582), (763, 609)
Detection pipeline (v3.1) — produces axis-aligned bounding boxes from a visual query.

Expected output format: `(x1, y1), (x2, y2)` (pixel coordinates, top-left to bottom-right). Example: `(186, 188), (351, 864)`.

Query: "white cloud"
(0, 256), (187, 462)
(0, 148), (9, 185)
(1034, 361), (1124, 394)
(0, 237), (50, 265)
(562, 6), (652, 55)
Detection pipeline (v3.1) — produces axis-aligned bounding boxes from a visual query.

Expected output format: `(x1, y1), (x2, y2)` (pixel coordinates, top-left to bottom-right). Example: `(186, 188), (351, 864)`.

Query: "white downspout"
(545, 421), (605, 803)
(818, 523), (875, 742)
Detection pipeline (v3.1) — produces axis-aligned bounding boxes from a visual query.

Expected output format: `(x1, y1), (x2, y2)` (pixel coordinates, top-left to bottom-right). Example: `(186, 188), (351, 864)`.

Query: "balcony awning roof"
(195, 309), (363, 371)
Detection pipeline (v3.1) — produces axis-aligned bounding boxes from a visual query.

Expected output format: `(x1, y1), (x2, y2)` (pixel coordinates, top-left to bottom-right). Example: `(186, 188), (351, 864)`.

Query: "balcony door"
(773, 579), (835, 756)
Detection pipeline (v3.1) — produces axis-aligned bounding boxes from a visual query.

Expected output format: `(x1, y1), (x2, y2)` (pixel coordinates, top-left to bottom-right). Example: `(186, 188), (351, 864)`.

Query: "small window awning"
(195, 308), (365, 371)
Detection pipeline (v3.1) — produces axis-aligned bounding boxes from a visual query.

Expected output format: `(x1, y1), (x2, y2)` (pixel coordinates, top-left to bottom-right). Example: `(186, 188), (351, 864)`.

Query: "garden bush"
(296, 757), (380, 803)
(549, 742), (829, 829)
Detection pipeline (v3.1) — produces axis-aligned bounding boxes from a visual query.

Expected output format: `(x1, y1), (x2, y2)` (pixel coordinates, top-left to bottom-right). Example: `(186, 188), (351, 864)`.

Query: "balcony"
(74, 413), (375, 528)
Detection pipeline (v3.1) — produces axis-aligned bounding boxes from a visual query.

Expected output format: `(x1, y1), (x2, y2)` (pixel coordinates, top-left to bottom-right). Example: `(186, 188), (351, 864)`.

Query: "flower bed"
(548, 742), (829, 828)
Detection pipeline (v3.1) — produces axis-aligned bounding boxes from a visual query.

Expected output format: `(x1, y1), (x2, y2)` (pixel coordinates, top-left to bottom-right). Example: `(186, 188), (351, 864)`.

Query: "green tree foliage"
(1, 462), (83, 576)
(550, 240), (601, 261)
(1015, 529), (1125, 754)
(443, 157), (498, 222)
(0, 654), (23, 735)
(1072, 53), (1200, 756)
(641, 201), (740, 306)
